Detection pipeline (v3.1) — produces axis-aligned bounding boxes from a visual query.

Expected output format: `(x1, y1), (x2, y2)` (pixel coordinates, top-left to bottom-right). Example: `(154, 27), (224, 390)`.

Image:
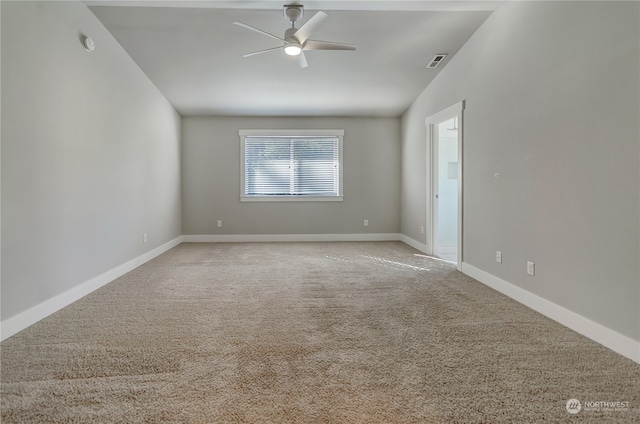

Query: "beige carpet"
(1, 241), (638, 423)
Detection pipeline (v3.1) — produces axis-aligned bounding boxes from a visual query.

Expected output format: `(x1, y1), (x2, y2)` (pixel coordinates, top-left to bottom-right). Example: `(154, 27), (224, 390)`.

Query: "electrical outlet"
(527, 261), (535, 276)
(143, 233), (148, 243)
(217, 220), (222, 228)
(496, 251), (502, 263)
(421, 226), (424, 234)
(363, 219), (369, 227)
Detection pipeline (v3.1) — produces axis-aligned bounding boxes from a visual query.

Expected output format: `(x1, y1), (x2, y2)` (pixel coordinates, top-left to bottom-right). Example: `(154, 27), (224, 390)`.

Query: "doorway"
(426, 101), (464, 269)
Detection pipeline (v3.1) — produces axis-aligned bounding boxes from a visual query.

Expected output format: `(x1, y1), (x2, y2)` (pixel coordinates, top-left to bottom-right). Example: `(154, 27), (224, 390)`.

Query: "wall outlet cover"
(527, 261), (535, 276)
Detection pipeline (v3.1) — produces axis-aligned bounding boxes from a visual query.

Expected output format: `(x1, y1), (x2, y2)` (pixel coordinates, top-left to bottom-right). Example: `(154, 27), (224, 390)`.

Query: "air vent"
(427, 54), (448, 69)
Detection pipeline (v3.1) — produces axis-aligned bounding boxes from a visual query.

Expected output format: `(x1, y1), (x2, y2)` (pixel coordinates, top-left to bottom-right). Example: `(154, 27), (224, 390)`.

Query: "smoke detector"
(81, 35), (95, 52)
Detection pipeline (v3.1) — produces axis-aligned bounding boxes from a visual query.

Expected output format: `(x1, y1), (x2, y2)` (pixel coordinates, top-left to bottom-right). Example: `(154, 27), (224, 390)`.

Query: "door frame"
(425, 100), (464, 270)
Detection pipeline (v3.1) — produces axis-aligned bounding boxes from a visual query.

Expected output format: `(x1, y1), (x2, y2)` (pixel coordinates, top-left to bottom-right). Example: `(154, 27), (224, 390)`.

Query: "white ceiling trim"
(83, 0), (503, 12)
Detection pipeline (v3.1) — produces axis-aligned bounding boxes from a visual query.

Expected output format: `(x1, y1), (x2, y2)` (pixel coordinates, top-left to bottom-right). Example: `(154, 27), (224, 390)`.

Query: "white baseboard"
(183, 233), (402, 243)
(5, 234), (637, 365)
(0, 236), (184, 341)
(399, 234), (429, 254)
(461, 262), (640, 364)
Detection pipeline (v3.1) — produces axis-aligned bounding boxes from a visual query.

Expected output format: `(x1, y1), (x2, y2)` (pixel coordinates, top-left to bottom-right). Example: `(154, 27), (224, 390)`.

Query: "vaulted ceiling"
(87, 1), (498, 116)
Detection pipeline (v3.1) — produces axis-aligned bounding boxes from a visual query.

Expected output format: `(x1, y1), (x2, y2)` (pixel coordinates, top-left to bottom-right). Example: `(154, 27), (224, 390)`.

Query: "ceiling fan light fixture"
(284, 43), (302, 56)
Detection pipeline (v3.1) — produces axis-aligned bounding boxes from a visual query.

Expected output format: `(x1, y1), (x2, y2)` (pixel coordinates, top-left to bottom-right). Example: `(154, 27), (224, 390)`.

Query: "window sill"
(241, 196), (344, 202)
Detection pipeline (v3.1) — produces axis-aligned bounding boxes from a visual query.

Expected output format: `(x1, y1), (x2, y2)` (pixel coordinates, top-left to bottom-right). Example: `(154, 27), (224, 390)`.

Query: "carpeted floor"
(1, 241), (639, 423)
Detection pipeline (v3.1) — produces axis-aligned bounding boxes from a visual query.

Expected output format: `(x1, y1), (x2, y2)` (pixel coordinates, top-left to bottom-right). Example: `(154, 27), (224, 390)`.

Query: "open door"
(426, 101), (464, 269)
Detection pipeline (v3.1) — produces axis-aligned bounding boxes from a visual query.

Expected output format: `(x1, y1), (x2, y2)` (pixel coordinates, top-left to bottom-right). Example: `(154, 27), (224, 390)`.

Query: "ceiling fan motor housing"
(283, 27), (302, 55)
(284, 27), (299, 43)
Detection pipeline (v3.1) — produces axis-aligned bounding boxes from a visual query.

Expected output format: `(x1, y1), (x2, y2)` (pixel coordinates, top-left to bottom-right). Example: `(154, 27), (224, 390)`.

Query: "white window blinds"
(240, 130), (344, 201)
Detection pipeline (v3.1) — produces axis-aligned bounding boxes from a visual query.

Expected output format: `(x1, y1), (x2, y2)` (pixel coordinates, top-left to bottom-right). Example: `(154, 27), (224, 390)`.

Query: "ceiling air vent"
(427, 54), (447, 69)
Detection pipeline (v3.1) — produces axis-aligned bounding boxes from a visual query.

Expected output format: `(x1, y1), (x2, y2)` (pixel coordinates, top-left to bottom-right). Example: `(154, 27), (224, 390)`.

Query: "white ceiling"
(88, 1), (497, 117)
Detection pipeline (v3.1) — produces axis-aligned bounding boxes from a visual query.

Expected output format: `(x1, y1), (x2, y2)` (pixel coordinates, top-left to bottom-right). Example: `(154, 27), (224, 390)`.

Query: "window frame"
(239, 129), (344, 202)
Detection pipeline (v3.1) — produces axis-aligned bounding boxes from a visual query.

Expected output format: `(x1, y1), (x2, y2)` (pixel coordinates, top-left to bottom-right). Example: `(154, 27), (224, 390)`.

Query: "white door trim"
(425, 100), (465, 270)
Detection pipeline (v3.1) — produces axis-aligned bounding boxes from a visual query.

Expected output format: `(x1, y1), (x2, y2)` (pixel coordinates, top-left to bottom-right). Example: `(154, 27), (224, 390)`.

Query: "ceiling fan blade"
(242, 46), (283, 58)
(304, 39), (357, 51)
(297, 51), (309, 68)
(293, 11), (327, 44)
(234, 22), (285, 42)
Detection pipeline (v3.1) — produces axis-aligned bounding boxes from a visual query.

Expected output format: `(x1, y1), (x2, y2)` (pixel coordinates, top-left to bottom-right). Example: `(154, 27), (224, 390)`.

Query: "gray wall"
(401, 1), (639, 341)
(183, 116), (400, 235)
(1, 1), (182, 321)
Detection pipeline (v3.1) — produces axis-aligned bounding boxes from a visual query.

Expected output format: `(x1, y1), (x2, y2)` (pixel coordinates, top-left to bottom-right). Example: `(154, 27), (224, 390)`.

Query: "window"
(240, 130), (344, 202)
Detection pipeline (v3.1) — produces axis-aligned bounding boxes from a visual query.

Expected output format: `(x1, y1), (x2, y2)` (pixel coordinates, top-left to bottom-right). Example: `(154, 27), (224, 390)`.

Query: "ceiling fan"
(234, 4), (357, 68)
